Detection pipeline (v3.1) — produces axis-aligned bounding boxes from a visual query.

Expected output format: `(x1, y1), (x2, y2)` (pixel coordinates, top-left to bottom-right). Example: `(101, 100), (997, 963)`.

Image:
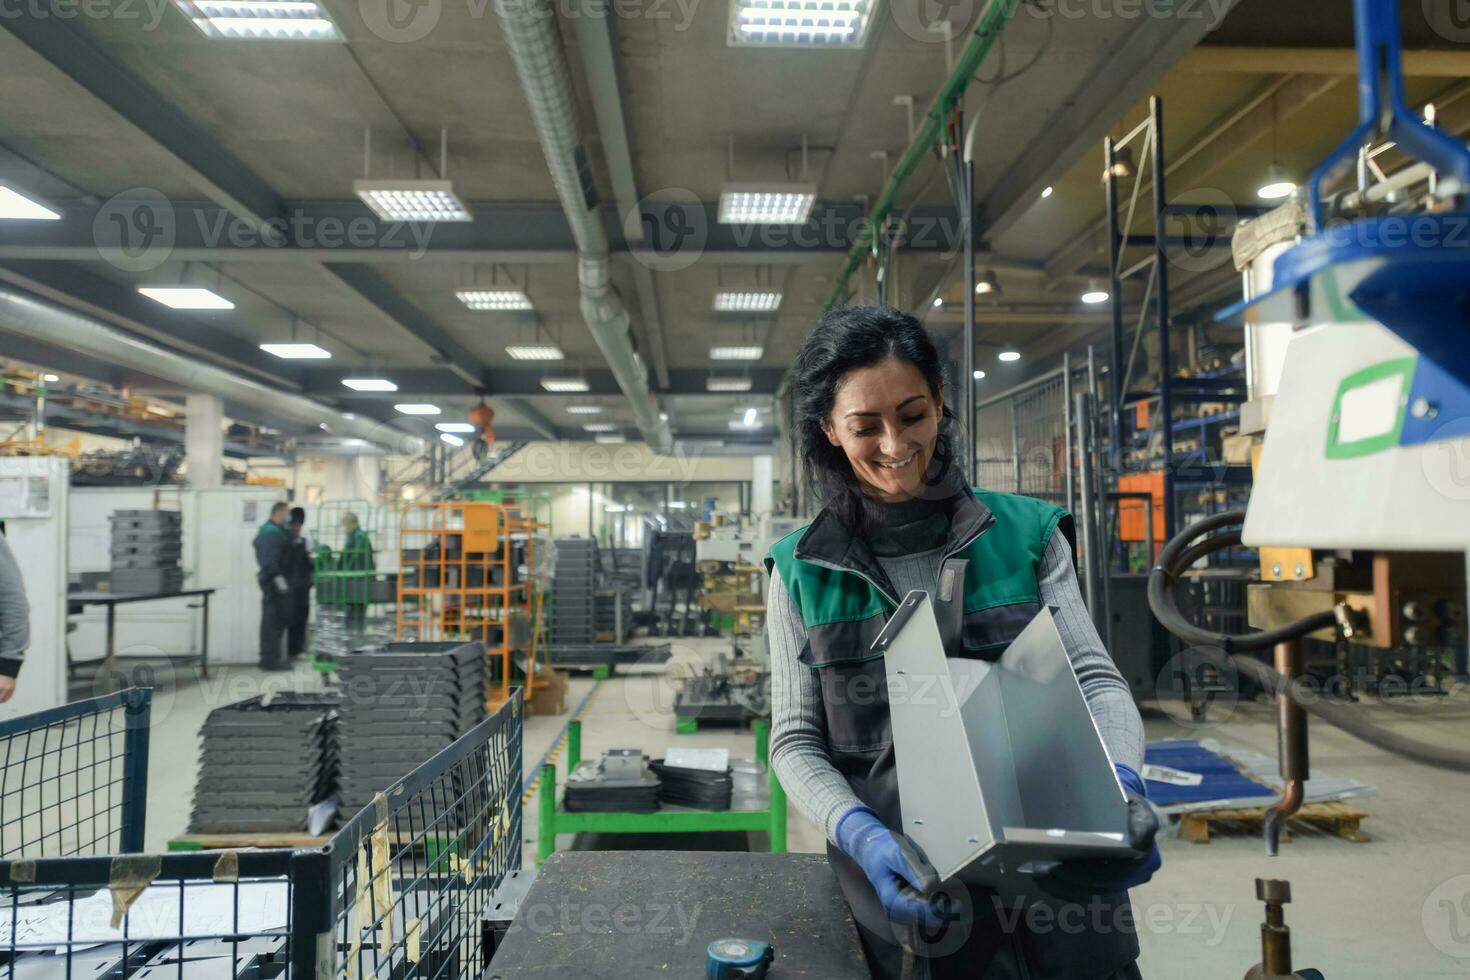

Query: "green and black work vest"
(765, 488), (1139, 979)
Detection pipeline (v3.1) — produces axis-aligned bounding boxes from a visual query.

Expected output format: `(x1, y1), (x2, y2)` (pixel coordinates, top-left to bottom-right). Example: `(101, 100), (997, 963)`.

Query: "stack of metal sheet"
(593, 588), (633, 642)
(189, 691), (340, 834)
(109, 509), (183, 594)
(550, 538), (597, 647)
(335, 640), (487, 821)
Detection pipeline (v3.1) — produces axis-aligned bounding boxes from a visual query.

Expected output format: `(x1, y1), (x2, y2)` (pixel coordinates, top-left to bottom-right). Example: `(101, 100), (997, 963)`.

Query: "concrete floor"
(141, 643), (1470, 978)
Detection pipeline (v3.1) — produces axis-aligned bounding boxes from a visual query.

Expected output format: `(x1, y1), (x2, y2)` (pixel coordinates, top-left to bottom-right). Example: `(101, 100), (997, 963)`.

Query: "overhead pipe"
(0, 286), (415, 450)
(493, 0), (674, 452)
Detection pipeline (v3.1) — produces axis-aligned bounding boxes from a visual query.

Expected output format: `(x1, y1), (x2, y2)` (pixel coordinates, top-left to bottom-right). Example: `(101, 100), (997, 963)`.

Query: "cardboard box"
(1223, 434), (1255, 465)
(527, 667), (568, 716)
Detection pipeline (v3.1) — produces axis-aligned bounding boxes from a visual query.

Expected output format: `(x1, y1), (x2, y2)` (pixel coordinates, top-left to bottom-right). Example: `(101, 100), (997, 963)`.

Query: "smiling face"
(821, 357), (944, 502)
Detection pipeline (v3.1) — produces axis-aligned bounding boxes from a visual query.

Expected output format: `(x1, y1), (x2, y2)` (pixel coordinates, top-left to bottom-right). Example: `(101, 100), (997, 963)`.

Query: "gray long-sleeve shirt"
(768, 531), (1144, 844)
(0, 531), (29, 677)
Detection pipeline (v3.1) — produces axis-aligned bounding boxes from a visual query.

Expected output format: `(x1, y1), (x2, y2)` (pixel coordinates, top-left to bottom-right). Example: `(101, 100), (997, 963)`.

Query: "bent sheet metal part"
(873, 591), (1134, 887)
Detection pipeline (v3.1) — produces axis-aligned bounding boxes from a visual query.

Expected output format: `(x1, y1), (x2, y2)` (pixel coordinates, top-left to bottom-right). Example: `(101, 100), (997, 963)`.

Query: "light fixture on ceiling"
(932, 297), (943, 308)
(710, 345), (765, 361)
(1256, 165), (1296, 201)
(1080, 279), (1109, 305)
(972, 370), (985, 380)
(713, 291), (782, 313)
(435, 422), (477, 433)
(583, 422), (617, 433)
(138, 286), (234, 310)
(595, 433), (627, 444)
(566, 405), (603, 415)
(974, 269), (1001, 296)
(658, 411), (670, 422)
(354, 180), (471, 222)
(0, 183), (61, 220)
(440, 432), (465, 447)
(540, 376), (590, 393)
(260, 342), (331, 359)
(342, 378), (397, 392)
(998, 351), (1021, 363)
(42, 373), (60, 382)
(742, 407), (758, 427)
(1106, 146), (1135, 180)
(395, 403), (441, 415)
(456, 289), (533, 311)
(506, 344), (565, 361)
(728, 0), (874, 48)
(171, 0), (341, 39)
(707, 376), (753, 392)
(718, 183), (817, 224)
(1040, 186), (1053, 199)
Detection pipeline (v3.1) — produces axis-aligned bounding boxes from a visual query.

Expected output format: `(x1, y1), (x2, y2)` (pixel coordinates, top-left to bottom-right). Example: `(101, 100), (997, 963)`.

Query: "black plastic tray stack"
(594, 588), (633, 642)
(109, 509), (183, 594)
(649, 759), (733, 810)
(189, 691), (340, 834)
(335, 640), (487, 824)
(563, 760), (661, 813)
(551, 539), (597, 648)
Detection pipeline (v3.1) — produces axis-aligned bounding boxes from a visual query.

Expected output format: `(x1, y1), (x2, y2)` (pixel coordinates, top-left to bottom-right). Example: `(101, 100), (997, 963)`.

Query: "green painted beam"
(821, 0), (1025, 313)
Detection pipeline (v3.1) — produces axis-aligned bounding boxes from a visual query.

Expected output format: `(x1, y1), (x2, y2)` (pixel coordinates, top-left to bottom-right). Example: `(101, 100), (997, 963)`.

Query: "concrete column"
(184, 393), (224, 489)
(349, 454), (382, 500)
(751, 454), (774, 518)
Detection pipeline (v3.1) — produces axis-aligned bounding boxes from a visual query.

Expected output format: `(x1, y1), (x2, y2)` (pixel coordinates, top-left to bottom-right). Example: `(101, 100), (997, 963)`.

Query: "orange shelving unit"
(395, 500), (539, 708)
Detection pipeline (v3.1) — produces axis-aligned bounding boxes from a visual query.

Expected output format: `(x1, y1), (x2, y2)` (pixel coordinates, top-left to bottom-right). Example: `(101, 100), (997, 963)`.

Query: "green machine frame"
(536, 719), (787, 863)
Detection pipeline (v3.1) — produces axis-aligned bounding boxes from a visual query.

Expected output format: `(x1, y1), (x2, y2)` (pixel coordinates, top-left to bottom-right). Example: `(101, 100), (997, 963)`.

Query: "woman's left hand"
(1034, 763), (1161, 901)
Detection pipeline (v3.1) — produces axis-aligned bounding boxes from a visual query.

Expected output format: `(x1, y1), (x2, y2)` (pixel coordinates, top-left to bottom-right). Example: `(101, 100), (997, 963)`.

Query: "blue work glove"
(1035, 763), (1161, 901)
(835, 807), (950, 928)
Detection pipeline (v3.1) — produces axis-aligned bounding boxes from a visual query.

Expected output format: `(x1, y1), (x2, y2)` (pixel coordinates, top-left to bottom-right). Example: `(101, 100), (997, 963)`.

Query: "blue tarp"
(1142, 739), (1276, 808)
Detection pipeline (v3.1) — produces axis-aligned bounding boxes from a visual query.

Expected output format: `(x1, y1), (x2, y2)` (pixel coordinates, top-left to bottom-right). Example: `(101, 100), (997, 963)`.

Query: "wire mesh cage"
(0, 689), (150, 861)
(310, 501), (399, 668)
(0, 692), (523, 979)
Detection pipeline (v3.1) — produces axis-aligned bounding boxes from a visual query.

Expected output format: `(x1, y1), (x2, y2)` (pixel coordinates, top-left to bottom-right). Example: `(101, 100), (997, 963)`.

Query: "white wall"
(0, 458), (69, 718)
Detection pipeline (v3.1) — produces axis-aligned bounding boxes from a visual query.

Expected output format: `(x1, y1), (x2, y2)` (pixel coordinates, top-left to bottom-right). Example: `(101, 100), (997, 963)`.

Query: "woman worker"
(765, 306), (1159, 979)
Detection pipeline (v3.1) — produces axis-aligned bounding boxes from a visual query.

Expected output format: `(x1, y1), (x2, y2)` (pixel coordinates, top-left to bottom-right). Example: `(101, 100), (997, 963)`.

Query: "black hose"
(1147, 510), (1470, 774)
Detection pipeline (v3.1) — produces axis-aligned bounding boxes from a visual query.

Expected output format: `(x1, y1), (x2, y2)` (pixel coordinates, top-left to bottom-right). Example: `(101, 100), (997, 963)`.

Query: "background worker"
(339, 511), (374, 634)
(286, 506), (313, 659)
(253, 501), (292, 671)
(766, 306), (1159, 979)
(0, 523), (28, 703)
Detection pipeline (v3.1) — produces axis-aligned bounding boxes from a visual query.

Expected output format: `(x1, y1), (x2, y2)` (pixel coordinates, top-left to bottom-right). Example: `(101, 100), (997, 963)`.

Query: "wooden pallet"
(1177, 801), (1370, 845)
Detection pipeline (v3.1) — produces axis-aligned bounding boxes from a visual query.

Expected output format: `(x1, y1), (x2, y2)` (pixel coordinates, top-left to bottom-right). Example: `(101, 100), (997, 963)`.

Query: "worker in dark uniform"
(339, 511), (374, 634)
(767, 307), (1159, 980)
(254, 501), (292, 671)
(286, 506), (313, 659)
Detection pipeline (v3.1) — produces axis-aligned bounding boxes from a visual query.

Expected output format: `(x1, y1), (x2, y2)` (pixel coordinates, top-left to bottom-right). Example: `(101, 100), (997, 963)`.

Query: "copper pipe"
(1265, 639), (1309, 856)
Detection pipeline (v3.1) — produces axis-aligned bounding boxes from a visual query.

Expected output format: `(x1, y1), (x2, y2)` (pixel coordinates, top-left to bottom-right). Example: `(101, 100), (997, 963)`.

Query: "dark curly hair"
(791, 305), (963, 534)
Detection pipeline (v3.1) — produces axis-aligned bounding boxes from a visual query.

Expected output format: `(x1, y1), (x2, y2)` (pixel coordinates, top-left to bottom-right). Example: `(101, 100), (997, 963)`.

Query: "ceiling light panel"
(594, 434), (627, 444)
(728, 0), (873, 48)
(138, 287), (234, 310)
(342, 378), (397, 392)
(713, 291), (781, 313)
(395, 403), (441, 415)
(0, 184), (61, 220)
(566, 405), (604, 415)
(718, 183), (817, 224)
(259, 343), (331, 359)
(505, 345), (565, 361)
(435, 422), (477, 433)
(582, 423), (617, 433)
(710, 345), (765, 361)
(706, 377), (754, 392)
(456, 290), (533, 311)
(172, 0), (342, 39)
(354, 180), (471, 222)
(540, 377), (590, 393)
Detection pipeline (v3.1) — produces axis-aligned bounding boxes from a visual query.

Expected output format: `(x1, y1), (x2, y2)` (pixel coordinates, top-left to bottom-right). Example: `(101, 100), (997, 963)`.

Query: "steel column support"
(1152, 96), (1176, 539)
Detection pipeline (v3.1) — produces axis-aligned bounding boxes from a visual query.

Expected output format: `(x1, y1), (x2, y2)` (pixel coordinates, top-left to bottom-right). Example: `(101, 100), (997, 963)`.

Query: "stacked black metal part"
(189, 691), (340, 834)
(551, 538), (598, 647)
(335, 640), (488, 824)
(108, 508), (183, 593)
(648, 760), (733, 810)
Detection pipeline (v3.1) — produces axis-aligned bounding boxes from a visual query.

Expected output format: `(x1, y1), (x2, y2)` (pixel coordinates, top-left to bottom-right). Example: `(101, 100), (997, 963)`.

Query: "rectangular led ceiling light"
(395, 403), (441, 415)
(582, 423), (617, 433)
(139, 287), (234, 310)
(435, 422), (477, 433)
(710, 345), (765, 361)
(718, 183), (816, 224)
(259, 343), (331, 359)
(342, 378), (397, 392)
(540, 377), (589, 393)
(0, 184), (61, 220)
(440, 433), (465, 446)
(172, 0), (342, 40)
(354, 180), (472, 222)
(713, 291), (781, 313)
(595, 434), (627, 444)
(456, 290), (533, 311)
(728, 0), (872, 47)
(506, 345), (565, 361)
(706, 376), (754, 392)
(566, 405), (603, 415)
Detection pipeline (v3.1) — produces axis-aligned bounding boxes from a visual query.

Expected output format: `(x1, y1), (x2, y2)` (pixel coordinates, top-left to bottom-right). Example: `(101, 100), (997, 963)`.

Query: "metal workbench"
(67, 587), (215, 687)
(484, 851), (869, 979)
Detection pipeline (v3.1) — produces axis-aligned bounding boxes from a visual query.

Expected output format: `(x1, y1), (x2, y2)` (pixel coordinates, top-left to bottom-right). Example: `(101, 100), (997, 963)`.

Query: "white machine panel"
(0, 458), (69, 719)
